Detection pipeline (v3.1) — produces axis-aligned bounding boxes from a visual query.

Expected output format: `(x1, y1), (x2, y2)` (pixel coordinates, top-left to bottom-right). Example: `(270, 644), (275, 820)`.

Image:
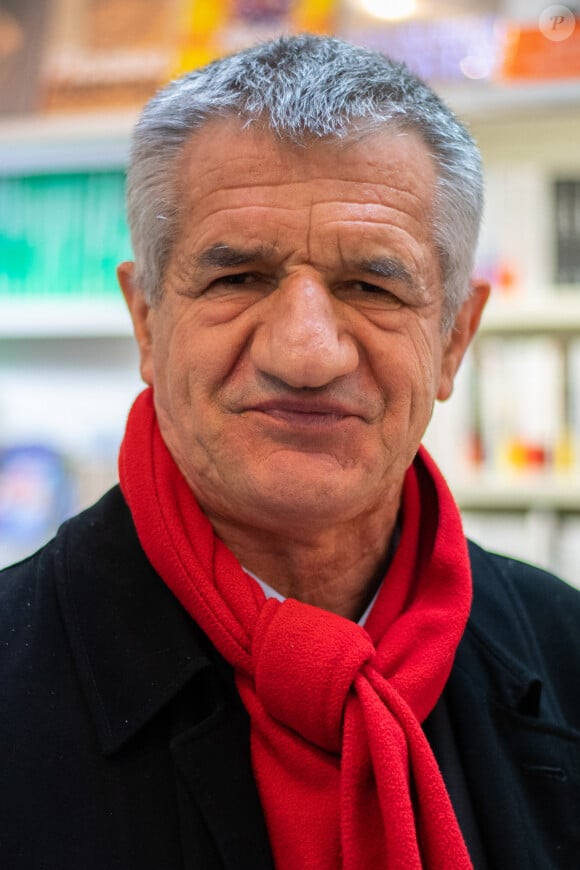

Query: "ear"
(437, 278), (490, 401)
(117, 261), (154, 386)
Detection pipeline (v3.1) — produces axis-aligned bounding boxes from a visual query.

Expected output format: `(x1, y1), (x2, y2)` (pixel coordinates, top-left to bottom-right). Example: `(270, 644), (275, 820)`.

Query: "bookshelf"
(428, 89), (580, 585)
(0, 128), (140, 568)
(436, 289), (580, 499)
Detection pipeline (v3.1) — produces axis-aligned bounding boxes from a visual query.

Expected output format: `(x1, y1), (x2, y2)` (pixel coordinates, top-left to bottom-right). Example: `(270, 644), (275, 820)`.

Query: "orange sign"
(502, 22), (580, 80)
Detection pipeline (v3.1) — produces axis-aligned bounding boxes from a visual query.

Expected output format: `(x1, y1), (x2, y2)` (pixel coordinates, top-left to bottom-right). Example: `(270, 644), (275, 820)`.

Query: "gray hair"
(126, 33), (483, 329)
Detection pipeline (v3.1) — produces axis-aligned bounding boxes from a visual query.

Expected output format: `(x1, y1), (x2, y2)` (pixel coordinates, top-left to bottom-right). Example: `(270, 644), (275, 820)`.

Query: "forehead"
(171, 118), (439, 271)
(177, 117), (436, 207)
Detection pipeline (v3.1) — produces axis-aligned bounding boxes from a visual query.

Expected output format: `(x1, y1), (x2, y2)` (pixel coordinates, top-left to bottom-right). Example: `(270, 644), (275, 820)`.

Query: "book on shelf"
(569, 339), (580, 468)
(554, 178), (580, 286)
(41, 0), (177, 112)
(424, 350), (478, 482)
(477, 336), (567, 475)
(0, 170), (131, 301)
(0, 354), (142, 567)
(427, 335), (579, 483)
(0, 443), (74, 568)
(0, 0), (53, 116)
(475, 163), (552, 301)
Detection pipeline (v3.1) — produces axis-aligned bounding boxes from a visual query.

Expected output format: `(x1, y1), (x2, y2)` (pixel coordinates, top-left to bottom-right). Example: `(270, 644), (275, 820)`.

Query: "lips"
(242, 399), (366, 433)
(248, 398), (363, 418)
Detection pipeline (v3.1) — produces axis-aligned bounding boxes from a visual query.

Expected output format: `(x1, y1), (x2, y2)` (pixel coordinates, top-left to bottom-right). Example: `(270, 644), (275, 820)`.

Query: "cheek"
(157, 326), (256, 464)
(153, 336), (189, 403)
(373, 322), (440, 395)
(370, 327), (442, 441)
(154, 316), (218, 393)
(406, 318), (443, 388)
(150, 320), (204, 442)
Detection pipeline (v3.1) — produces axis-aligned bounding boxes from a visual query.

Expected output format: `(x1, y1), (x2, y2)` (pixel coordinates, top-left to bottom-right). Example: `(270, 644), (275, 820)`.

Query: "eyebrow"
(193, 245), (421, 295)
(196, 243), (275, 270)
(356, 256), (417, 290)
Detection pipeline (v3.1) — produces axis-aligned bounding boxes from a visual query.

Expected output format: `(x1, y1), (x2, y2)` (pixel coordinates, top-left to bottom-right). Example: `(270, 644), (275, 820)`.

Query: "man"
(1, 34), (579, 870)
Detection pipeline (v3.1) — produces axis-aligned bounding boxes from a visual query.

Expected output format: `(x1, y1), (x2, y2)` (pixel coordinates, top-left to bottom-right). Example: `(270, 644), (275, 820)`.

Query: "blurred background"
(1, 0), (580, 581)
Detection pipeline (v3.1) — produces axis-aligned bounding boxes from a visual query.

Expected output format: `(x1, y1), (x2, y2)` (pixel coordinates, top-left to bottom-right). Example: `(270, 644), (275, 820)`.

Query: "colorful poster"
(174, 0), (337, 74)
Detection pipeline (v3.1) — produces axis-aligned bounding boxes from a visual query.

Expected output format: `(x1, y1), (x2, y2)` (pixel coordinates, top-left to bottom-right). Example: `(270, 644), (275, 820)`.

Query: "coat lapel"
(55, 487), (274, 869)
(171, 693), (274, 870)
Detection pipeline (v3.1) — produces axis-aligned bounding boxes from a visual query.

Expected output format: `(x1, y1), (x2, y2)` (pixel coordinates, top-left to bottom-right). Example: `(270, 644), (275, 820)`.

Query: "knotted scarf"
(119, 388), (473, 869)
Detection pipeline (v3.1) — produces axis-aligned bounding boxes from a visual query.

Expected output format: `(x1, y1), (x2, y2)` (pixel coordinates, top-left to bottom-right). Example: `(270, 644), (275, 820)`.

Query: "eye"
(342, 281), (402, 307)
(213, 272), (257, 286)
(203, 272), (272, 295)
(352, 281), (388, 295)
(201, 270), (276, 301)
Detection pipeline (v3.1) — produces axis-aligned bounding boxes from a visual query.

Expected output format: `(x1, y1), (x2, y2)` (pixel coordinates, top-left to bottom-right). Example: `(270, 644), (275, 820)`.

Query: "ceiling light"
(355, 0), (417, 22)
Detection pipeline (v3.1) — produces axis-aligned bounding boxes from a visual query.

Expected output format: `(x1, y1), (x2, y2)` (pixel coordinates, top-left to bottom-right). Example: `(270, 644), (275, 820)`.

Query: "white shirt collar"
(243, 568), (382, 628)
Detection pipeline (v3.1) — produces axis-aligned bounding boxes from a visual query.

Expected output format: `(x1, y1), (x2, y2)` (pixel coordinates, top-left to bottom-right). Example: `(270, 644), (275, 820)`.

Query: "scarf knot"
(253, 598), (375, 752)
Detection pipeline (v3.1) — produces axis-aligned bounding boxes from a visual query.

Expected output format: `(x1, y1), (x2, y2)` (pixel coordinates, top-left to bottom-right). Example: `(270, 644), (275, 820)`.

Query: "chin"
(238, 464), (374, 529)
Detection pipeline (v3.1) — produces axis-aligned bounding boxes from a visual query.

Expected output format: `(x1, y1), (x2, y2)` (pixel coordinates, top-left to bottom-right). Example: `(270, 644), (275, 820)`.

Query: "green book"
(0, 171), (131, 301)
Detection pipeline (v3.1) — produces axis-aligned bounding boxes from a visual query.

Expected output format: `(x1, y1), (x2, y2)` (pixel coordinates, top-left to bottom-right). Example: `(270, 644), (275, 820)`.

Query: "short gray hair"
(126, 34), (483, 328)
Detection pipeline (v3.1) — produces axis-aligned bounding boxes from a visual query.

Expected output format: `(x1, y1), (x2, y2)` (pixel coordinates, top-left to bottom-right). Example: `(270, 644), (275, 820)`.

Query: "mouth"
(244, 400), (363, 432)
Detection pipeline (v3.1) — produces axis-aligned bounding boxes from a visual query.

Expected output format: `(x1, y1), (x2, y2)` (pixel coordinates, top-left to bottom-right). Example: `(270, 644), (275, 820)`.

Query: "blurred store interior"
(1, 0), (580, 579)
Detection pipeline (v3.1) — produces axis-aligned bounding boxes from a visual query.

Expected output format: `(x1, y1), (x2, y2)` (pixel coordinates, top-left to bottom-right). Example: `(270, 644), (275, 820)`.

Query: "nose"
(250, 271), (360, 389)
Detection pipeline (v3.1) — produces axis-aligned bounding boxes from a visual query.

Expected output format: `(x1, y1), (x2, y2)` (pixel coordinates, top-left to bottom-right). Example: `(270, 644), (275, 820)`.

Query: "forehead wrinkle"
(319, 212), (431, 237)
(185, 147), (431, 200)
(304, 193), (316, 265)
(306, 182), (432, 208)
(197, 181), (429, 210)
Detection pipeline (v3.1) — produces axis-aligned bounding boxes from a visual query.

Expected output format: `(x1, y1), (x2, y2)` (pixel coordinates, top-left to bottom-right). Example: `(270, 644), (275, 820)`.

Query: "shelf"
(0, 298), (134, 337)
(440, 78), (580, 121)
(0, 110), (138, 174)
(453, 474), (580, 512)
(479, 292), (580, 335)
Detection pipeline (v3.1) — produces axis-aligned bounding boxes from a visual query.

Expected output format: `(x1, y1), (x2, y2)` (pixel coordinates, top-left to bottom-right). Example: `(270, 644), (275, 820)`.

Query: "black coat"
(1, 487), (579, 869)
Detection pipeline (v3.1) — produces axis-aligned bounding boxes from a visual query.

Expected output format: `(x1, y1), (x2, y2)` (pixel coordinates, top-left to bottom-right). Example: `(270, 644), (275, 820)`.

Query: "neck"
(208, 507), (400, 622)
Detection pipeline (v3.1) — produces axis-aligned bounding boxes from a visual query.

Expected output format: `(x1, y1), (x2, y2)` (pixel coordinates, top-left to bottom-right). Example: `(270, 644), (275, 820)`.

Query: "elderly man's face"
(121, 119), (485, 533)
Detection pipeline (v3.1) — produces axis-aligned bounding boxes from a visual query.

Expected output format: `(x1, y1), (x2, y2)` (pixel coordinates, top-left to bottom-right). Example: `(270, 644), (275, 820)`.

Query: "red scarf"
(119, 388), (473, 870)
